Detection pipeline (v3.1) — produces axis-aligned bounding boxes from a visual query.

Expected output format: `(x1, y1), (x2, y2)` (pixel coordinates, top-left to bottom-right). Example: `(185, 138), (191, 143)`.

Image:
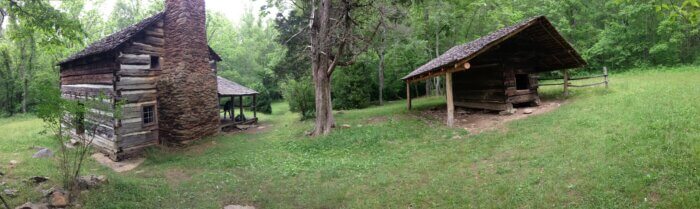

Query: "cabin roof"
(59, 12), (222, 65)
(402, 16), (586, 81)
(217, 76), (258, 96)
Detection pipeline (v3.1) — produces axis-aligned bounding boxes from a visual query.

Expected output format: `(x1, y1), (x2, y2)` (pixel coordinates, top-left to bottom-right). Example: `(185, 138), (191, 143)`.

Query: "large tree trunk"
(378, 27), (385, 106)
(19, 41), (27, 114)
(310, 0), (335, 136)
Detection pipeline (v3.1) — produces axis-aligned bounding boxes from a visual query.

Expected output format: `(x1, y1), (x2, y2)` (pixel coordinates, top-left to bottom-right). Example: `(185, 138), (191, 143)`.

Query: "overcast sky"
(93, 0), (277, 23)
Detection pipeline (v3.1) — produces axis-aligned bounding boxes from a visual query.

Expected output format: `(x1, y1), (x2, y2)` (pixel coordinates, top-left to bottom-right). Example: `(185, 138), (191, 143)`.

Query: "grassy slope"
(0, 67), (698, 208)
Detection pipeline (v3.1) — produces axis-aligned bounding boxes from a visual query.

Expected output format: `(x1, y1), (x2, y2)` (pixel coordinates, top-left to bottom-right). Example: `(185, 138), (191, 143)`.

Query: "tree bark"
(19, 40), (27, 114)
(378, 26), (385, 106)
(310, 0), (335, 136)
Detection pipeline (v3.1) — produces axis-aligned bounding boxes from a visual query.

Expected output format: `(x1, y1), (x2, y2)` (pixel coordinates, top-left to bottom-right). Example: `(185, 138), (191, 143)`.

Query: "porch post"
(446, 72), (454, 127)
(239, 95), (244, 118)
(253, 94), (257, 118)
(406, 80), (412, 110)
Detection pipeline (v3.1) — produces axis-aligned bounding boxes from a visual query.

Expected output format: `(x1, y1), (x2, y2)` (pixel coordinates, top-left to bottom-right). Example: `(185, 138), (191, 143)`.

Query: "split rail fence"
(538, 67), (609, 96)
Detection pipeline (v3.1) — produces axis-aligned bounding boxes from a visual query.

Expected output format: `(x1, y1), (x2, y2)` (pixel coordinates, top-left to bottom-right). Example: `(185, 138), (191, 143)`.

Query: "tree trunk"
(19, 41), (27, 114)
(378, 27), (385, 106)
(310, 0), (335, 136)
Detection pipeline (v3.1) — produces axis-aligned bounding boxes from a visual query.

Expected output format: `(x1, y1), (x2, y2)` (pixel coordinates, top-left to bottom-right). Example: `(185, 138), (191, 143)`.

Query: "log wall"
(60, 57), (120, 159)
(451, 64), (540, 111)
(112, 19), (165, 160)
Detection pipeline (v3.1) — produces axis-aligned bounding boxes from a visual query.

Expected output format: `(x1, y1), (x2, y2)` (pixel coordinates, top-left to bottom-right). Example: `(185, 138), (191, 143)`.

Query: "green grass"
(1, 66), (699, 208)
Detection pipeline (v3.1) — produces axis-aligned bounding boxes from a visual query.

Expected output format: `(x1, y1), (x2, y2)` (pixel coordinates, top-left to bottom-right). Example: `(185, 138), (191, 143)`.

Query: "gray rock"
(3, 189), (17, 197)
(32, 148), (53, 158)
(15, 202), (48, 209)
(522, 108), (534, 114)
(29, 176), (49, 184)
(78, 175), (108, 190)
(340, 124), (351, 128)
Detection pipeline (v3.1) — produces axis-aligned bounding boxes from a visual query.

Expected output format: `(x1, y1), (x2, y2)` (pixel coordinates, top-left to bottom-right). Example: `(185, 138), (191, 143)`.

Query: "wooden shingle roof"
(60, 12), (222, 65)
(217, 76), (258, 96)
(402, 16), (586, 81)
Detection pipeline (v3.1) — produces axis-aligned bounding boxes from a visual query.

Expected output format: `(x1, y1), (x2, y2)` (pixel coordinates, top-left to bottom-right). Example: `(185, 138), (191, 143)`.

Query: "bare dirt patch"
(366, 116), (390, 125)
(92, 153), (144, 173)
(164, 168), (194, 185)
(418, 100), (564, 134)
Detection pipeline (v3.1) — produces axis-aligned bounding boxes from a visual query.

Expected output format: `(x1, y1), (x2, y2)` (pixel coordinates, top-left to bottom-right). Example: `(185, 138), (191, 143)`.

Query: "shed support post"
(406, 81), (412, 110)
(446, 72), (454, 127)
(239, 95), (244, 119)
(230, 96), (234, 120)
(253, 95), (257, 119)
(603, 67), (609, 89)
(563, 69), (570, 97)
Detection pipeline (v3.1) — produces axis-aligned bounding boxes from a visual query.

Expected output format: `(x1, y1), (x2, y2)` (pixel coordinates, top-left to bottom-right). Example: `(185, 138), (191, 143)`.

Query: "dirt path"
(419, 100), (564, 134)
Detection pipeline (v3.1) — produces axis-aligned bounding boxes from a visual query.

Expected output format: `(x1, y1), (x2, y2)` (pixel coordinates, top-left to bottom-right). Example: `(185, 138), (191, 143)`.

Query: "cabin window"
(142, 105), (155, 125)
(150, 56), (160, 70)
(515, 74), (530, 90)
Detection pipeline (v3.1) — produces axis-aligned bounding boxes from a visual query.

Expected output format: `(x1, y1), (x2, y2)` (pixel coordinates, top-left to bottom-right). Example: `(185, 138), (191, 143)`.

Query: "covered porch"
(217, 76), (259, 130)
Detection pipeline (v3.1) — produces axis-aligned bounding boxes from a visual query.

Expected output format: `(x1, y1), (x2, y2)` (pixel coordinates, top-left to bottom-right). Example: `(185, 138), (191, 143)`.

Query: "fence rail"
(538, 67), (609, 96)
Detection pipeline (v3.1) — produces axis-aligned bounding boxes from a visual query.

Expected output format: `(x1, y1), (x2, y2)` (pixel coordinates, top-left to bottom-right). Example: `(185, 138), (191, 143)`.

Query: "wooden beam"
(563, 69), (570, 96)
(446, 72), (454, 127)
(406, 81), (412, 110)
(253, 95), (257, 119)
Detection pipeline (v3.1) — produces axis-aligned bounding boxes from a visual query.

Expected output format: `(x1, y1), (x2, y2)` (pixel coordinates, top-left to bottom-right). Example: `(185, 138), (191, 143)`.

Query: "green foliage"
(332, 59), (375, 110)
(281, 76), (315, 120)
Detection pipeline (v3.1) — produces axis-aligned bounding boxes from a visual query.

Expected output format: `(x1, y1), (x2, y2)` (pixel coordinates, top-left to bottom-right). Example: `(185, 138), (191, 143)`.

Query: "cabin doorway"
(515, 74), (530, 90)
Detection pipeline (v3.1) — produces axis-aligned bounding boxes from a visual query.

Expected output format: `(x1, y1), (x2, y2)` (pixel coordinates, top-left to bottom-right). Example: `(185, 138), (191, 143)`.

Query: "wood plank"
(507, 93), (538, 104)
(117, 90), (157, 104)
(454, 101), (511, 111)
(122, 42), (163, 56)
(61, 73), (114, 85)
(446, 72), (454, 127)
(118, 54), (150, 65)
(143, 36), (164, 46)
(116, 119), (157, 135)
(406, 81), (411, 110)
(61, 84), (114, 95)
(117, 130), (158, 148)
(116, 83), (156, 91)
(117, 77), (158, 86)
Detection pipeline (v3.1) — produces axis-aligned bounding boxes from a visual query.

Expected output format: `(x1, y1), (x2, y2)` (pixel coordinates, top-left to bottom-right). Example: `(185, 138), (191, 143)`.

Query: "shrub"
(332, 61), (375, 110)
(281, 76), (315, 120)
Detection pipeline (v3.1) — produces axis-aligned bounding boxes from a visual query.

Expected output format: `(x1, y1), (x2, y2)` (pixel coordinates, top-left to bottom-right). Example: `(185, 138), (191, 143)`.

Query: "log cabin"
(402, 16), (587, 127)
(57, 0), (251, 161)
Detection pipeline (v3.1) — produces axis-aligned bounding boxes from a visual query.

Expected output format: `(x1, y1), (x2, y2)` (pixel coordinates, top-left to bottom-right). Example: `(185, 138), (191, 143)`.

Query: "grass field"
(0, 66), (699, 208)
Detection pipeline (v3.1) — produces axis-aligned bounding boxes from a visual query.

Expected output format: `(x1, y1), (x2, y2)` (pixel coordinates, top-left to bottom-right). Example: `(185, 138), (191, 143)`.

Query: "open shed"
(402, 16), (586, 127)
(217, 76), (259, 129)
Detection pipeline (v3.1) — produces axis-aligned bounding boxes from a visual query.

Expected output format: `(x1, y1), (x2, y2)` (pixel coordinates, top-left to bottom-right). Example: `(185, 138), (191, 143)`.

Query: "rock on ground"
(48, 189), (69, 208)
(522, 108), (534, 114)
(15, 202), (48, 209)
(224, 205), (256, 209)
(28, 176), (49, 184)
(78, 175), (108, 190)
(32, 148), (53, 158)
(3, 189), (17, 197)
(499, 109), (517, 115)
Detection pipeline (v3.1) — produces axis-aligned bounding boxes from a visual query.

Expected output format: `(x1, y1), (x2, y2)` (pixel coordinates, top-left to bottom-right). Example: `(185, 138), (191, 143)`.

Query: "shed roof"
(217, 76), (258, 96)
(402, 16), (586, 81)
(59, 12), (222, 65)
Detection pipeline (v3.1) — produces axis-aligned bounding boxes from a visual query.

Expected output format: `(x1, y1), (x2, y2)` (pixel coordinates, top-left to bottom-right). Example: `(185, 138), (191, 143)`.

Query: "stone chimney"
(158, 0), (219, 144)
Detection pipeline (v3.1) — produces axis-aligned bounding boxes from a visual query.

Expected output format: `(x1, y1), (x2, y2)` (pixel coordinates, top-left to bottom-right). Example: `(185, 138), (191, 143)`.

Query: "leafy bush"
(281, 76), (315, 120)
(332, 61), (375, 110)
(250, 83), (273, 114)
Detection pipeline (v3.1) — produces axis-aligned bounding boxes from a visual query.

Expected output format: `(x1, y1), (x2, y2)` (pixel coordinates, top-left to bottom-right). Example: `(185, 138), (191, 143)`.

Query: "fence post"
(563, 69), (569, 96)
(603, 67), (609, 89)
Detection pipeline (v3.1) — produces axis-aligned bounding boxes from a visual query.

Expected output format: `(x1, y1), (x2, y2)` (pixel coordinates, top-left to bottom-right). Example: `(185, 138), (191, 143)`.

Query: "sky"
(93, 0), (278, 23)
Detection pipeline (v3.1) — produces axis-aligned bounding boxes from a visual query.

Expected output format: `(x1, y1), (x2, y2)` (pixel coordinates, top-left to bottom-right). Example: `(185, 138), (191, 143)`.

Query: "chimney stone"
(158, 0), (220, 144)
